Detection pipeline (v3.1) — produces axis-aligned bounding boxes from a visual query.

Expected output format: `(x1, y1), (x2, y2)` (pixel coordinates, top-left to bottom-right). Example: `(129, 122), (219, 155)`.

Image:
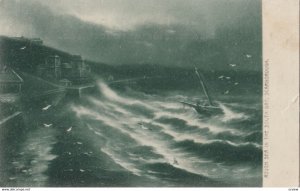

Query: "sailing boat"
(180, 67), (223, 116)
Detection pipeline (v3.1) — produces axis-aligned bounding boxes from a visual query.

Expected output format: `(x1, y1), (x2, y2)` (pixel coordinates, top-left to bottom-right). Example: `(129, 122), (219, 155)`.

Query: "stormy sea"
(0, 79), (262, 187)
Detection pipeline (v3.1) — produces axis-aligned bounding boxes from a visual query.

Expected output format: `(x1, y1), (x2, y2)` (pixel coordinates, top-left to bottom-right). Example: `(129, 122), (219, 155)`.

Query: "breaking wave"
(69, 81), (262, 186)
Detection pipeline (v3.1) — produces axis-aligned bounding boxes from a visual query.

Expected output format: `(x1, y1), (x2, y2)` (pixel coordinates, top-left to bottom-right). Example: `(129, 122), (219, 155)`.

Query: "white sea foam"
(11, 127), (57, 186)
(150, 121), (209, 144)
(72, 105), (136, 140)
(153, 110), (227, 134)
(100, 147), (142, 176)
(75, 106), (208, 177)
(98, 81), (155, 110)
(218, 103), (249, 122)
(72, 81), (260, 181)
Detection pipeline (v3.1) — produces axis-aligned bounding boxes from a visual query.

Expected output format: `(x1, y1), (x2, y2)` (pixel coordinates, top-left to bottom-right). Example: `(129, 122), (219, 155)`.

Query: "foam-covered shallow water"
(0, 81), (262, 187)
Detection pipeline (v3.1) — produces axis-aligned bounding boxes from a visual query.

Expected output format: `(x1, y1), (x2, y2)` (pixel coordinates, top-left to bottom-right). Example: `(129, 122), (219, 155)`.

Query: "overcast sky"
(34, 0), (259, 32)
(0, 0), (262, 71)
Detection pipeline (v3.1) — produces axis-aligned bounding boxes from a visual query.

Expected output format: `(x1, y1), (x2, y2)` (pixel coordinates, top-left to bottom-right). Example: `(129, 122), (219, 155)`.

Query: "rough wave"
(69, 81), (262, 186)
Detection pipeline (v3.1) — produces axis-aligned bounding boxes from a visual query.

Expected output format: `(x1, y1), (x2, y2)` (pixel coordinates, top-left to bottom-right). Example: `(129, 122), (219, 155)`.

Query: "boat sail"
(180, 67), (223, 116)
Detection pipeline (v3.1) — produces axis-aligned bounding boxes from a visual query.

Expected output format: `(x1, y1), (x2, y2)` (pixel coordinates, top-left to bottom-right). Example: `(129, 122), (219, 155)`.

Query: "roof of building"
(72, 55), (83, 61)
(0, 68), (24, 83)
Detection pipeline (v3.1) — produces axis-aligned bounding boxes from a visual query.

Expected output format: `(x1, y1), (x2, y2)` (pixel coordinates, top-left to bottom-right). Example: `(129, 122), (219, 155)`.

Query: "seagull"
(234, 82), (239, 85)
(20, 46), (26, 50)
(218, 75), (224, 79)
(66, 126), (72, 132)
(43, 123), (52, 127)
(224, 90), (230, 94)
(77, 142), (83, 145)
(246, 54), (252, 58)
(226, 77), (231, 80)
(42, 105), (52, 111)
(229, 64), (236, 67)
(79, 169), (85, 172)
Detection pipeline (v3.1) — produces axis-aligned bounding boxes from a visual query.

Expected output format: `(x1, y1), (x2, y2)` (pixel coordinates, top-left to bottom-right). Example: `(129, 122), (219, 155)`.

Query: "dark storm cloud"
(0, 0), (261, 71)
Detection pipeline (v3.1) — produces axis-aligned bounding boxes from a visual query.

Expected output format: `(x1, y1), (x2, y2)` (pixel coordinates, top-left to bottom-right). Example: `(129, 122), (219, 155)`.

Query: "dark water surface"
(0, 81), (262, 187)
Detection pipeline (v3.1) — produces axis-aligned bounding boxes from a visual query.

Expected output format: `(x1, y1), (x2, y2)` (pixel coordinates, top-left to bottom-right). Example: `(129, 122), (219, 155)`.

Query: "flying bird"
(42, 105), (52, 111)
(229, 64), (236, 67)
(43, 123), (52, 127)
(83, 152), (90, 156)
(20, 46), (26, 50)
(246, 54), (252, 58)
(66, 126), (72, 132)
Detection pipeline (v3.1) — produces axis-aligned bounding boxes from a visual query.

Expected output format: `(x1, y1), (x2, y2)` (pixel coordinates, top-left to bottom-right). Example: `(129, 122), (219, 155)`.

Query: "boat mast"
(194, 67), (213, 106)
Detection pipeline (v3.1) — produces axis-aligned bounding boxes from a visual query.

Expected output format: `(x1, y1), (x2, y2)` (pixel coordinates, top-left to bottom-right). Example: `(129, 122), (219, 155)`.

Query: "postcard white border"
(262, 0), (299, 187)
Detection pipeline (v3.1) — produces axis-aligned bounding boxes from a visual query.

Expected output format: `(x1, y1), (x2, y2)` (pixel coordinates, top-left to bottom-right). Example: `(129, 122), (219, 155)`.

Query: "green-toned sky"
(0, 0), (262, 71)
